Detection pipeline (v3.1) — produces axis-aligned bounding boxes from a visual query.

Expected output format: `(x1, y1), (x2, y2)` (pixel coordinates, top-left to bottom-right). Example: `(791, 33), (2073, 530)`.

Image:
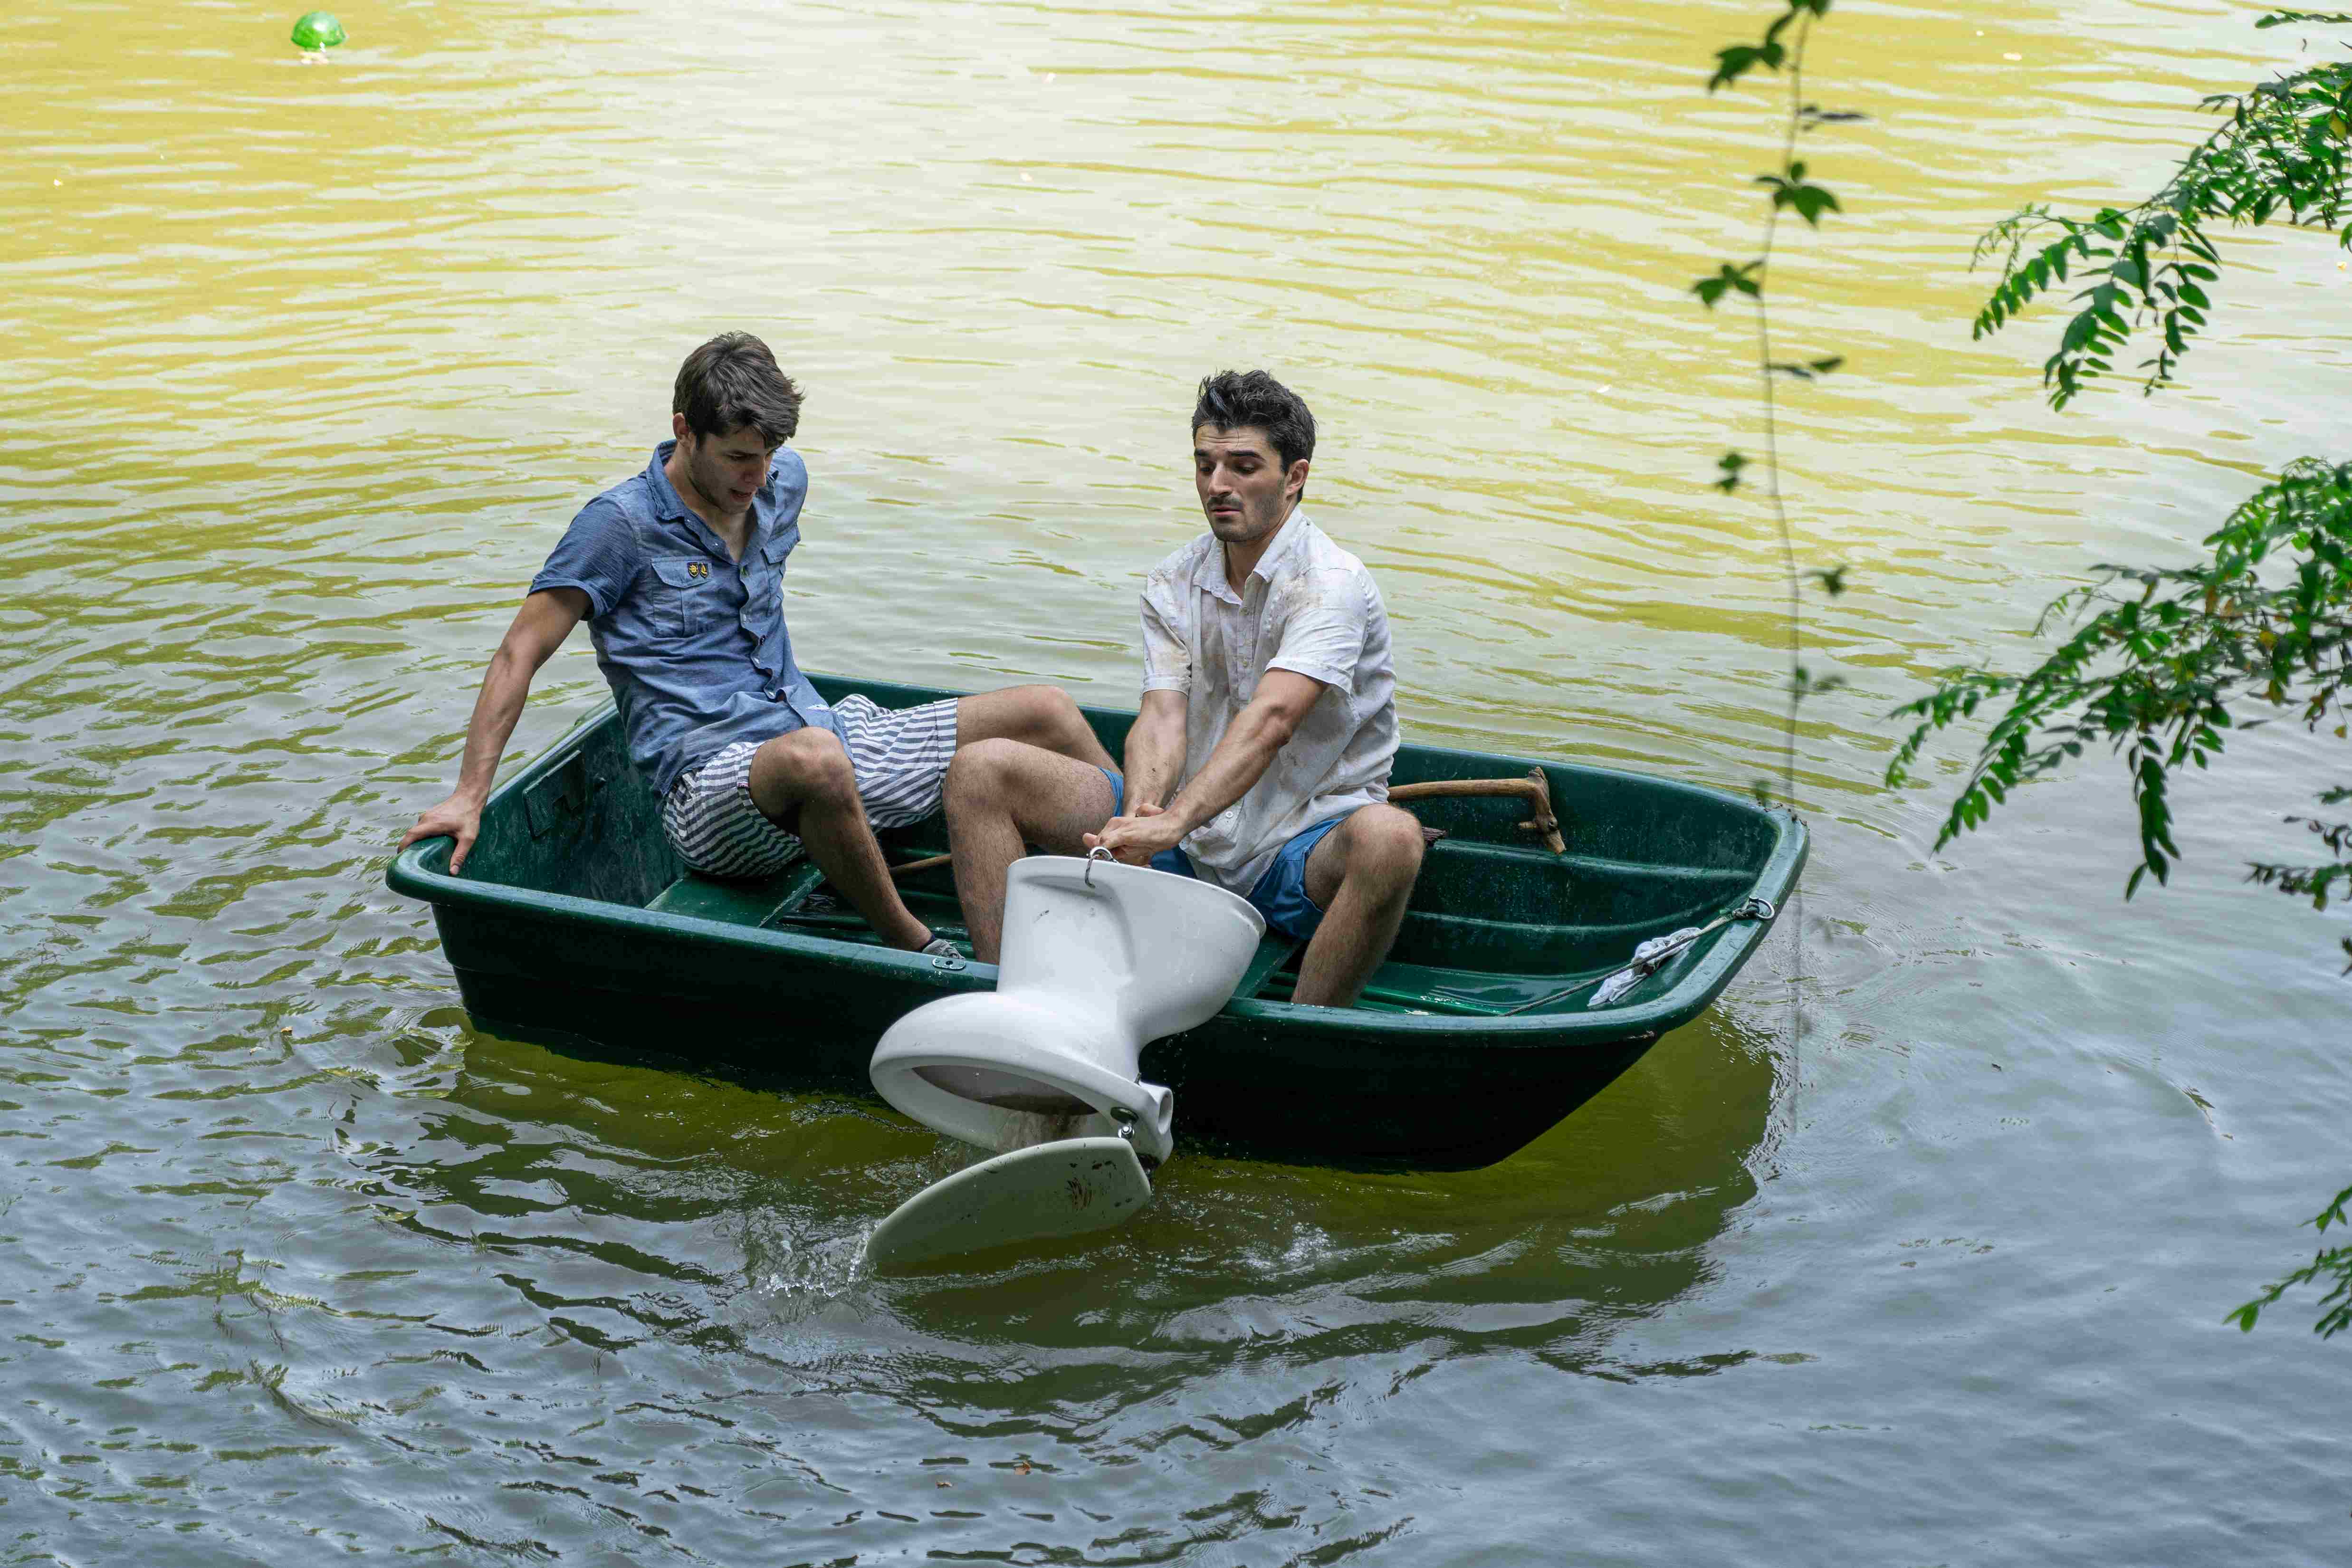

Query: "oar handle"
(888, 853), (952, 880)
(1388, 768), (1565, 853)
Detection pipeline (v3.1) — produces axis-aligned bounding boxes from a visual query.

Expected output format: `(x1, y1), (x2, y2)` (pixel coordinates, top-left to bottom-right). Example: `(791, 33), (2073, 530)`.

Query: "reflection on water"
(4, 0), (2349, 1560)
(423, 1007), (1778, 1360)
(10, 1007), (1771, 1561)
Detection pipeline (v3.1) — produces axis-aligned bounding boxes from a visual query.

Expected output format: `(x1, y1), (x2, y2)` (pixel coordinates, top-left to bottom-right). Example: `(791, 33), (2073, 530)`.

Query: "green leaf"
(1758, 172), (1843, 227)
(1972, 52), (2352, 405)
(1709, 40), (1786, 92)
(1692, 260), (1764, 308)
(1788, 183), (1841, 226)
(1889, 455), (2352, 971)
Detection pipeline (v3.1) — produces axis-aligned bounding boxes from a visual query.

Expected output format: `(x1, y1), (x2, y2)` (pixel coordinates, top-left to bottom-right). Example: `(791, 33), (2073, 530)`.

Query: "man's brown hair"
(673, 333), (802, 446)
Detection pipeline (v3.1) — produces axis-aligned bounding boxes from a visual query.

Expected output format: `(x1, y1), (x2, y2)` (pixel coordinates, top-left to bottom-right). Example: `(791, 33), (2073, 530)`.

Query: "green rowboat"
(386, 675), (1806, 1169)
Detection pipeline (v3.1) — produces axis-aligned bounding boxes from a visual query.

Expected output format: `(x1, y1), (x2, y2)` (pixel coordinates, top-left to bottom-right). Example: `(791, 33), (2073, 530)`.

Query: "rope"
(1502, 896), (1778, 1017)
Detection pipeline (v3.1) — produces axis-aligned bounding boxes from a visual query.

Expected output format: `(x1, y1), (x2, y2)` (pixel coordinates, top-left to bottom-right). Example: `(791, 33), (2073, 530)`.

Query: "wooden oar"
(885, 769), (1564, 879)
(889, 852), (954, 880)
(1388, 768), (1565, 853)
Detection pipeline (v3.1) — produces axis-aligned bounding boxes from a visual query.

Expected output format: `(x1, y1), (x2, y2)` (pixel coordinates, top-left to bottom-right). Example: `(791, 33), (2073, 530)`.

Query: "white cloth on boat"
(1588, 926), (1703, 1009)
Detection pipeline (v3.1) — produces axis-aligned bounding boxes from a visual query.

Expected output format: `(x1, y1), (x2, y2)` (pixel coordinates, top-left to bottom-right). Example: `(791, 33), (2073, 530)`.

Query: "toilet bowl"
(870, 853), (1266, 1165)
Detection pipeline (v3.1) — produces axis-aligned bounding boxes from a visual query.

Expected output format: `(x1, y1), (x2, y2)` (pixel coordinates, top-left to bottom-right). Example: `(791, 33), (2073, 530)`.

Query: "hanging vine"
(1695, 0), (1857, 811)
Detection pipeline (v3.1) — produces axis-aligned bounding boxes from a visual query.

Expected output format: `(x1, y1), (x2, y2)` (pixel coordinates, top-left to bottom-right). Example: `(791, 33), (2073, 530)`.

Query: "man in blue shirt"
(400, 333), (1114, 954)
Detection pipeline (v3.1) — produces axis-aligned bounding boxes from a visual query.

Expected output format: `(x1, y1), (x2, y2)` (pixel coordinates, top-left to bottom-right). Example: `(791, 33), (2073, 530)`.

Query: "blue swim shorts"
(1100, 769), (1348, 942)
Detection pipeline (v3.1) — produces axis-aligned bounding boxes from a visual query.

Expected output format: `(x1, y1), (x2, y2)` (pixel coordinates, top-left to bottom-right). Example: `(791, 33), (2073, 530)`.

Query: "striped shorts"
(659, 694), (961, 880)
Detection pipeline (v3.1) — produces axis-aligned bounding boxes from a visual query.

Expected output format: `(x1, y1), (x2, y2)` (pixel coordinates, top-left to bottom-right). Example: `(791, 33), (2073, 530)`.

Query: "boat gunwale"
(387, 687), (1807, 1044)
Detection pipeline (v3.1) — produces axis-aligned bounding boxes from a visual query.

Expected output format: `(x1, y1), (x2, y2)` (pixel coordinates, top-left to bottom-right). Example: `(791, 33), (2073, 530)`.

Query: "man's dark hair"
(673, 333), (802, 446)
(1192, 370), (1315, 472)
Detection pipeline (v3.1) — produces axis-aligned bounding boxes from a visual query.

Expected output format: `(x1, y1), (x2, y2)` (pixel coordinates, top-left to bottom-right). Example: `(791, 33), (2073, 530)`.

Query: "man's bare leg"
(953, 685), (1116, 771)
(747, 727), (932, 951)
(942, 739), (1120, 962)
(1292, 804), (1427, 1008)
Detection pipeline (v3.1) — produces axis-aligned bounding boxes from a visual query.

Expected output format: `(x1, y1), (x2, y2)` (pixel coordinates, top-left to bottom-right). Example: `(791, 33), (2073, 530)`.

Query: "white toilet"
(864, 853), (1265, 1268)
(870, 852), (1267, 1164)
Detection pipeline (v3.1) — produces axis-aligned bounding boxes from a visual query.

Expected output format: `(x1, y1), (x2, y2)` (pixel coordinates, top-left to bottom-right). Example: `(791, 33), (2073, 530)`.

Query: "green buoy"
(290, 11), (346, 51)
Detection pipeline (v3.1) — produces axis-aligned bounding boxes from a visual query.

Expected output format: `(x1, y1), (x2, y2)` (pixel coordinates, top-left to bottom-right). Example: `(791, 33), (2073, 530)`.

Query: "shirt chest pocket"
(745, 532), (792, 613)
(647, 557), (712, 640)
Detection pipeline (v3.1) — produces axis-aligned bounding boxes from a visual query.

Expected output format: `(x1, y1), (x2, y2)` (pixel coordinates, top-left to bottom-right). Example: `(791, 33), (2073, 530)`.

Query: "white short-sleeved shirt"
(1139, 507), (1398, 897)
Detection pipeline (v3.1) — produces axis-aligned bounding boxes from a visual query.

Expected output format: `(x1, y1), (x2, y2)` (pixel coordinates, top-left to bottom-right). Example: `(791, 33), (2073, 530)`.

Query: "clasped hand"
(1083, 801), (1185, 865)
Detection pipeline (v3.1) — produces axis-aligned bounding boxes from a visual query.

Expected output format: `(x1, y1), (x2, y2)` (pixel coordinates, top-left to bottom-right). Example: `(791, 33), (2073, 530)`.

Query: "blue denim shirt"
(529, 441), (837, 798)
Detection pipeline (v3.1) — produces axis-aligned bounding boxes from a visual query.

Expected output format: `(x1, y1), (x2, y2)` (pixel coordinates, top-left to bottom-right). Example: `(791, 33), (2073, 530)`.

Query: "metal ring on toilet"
(1085, 845), (1113, 887)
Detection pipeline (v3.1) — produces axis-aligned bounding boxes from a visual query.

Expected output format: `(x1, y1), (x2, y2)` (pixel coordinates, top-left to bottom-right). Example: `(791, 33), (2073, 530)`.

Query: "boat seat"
(1235, 932), (1303, 999)
(1248, 953), (1625, 1016)
(648, 868), (1302, 1007)
(645, 862), (824, 927)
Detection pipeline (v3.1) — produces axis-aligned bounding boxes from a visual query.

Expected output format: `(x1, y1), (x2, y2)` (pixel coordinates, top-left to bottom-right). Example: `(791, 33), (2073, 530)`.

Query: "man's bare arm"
(398, 587), (589, 872)
(1118, 689), (1188, 812)
(1089, 670), (1326, 863)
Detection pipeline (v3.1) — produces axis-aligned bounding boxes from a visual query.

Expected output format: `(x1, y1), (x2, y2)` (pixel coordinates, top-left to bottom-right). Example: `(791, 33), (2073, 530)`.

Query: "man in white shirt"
(943, 370), (1425, 1008)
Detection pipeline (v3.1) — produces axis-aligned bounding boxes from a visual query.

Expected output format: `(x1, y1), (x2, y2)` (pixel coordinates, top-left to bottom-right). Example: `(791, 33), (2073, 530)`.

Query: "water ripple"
(3, 0), (2348, 1561)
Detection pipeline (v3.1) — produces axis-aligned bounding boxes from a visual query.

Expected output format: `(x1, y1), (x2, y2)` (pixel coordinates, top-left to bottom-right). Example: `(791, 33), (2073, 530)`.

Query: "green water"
(1, 0), (2345, 1561)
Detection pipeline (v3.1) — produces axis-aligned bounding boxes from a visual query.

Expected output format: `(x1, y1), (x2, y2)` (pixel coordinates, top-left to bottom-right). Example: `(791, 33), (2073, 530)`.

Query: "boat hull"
(440, 961), (1660, 1171)
(389, 676), (1805, 1169)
